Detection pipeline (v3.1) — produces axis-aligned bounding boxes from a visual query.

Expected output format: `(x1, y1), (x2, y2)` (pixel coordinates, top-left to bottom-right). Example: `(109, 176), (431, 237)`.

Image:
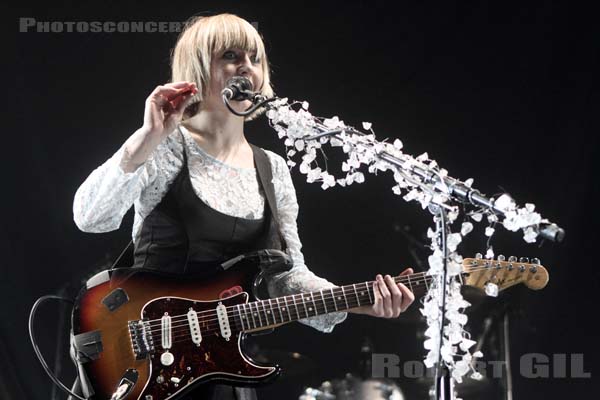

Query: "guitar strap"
(249, 144), (288, 252)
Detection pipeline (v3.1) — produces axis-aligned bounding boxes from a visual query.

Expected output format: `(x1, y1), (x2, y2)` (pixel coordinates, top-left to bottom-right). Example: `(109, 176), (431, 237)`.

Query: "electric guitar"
(71, 253), (548, 400)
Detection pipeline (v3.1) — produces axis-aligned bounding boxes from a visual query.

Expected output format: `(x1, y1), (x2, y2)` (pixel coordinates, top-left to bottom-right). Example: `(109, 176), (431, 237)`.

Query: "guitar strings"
(138, 263), (521, 335)
(137, 271), (432, 331)
(133, 263), (528, 343)
(135, 274), (430, 344)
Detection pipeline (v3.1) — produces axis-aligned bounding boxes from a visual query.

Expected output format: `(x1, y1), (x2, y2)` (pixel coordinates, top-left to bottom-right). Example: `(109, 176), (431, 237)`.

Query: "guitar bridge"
(128, 319), (155, 360)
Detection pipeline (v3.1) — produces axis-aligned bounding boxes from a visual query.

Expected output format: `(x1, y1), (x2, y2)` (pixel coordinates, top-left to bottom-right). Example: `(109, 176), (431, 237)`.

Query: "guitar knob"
(508, 256), (517, 263)
(497, 255), (506, 262)
(475, 253), (483, 259)
(160, 351), (174, 366)
(519, 257), (529, 263)
(531, 258), (541, 265)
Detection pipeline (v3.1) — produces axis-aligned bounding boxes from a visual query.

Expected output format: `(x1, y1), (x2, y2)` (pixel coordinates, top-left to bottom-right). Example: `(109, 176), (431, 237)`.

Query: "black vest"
(132, 136), (285, 275)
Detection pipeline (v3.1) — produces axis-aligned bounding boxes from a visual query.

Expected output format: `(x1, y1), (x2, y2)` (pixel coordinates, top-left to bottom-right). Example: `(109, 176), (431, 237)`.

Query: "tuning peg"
(508, 256), (517, 263)
(497, 255), (506, 262)
(519, 257), (529, 264)
(475, 253), (483, 259)
(531, 258), (541, 265)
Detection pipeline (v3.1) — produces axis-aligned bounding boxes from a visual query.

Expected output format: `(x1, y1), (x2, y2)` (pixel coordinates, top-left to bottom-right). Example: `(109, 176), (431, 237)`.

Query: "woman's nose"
(237, 54), (253, 74)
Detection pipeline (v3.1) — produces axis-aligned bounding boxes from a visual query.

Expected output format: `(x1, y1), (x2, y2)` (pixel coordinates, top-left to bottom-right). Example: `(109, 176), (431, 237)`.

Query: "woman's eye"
(222, 51), (237, 60)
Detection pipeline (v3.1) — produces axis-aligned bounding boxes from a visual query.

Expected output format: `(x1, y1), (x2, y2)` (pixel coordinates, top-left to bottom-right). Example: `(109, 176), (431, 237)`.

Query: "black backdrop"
(5, 1), (599, 399)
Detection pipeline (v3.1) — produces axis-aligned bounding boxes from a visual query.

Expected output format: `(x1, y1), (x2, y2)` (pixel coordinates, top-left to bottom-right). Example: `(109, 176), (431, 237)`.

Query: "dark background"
(4, 1), (598, 399)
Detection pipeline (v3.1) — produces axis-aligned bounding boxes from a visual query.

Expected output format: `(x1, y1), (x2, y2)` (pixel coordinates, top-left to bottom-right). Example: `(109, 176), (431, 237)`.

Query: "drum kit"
(299, 374), (404, 400)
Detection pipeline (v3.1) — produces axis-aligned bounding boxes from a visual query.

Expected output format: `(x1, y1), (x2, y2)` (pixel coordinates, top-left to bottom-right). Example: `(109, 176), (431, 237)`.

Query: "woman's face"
(204, 47), (264, 113)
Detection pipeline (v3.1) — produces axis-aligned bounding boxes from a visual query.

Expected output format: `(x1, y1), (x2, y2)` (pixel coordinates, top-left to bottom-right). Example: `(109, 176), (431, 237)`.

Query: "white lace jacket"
(73, 125), (347, 333)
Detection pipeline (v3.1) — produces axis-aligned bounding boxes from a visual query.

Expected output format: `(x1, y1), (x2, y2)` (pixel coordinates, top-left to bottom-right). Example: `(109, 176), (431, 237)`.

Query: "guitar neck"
(236, 272), (435, 333)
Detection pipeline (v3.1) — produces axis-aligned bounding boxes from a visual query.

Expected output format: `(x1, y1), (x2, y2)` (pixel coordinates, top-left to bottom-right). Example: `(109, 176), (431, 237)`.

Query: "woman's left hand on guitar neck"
(349, 268), (415, 318)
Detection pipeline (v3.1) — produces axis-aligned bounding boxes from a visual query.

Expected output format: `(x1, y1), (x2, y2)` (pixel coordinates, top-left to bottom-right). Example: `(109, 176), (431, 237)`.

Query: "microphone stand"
(431, 205), (454, 400)
(223, 93), (564, 400)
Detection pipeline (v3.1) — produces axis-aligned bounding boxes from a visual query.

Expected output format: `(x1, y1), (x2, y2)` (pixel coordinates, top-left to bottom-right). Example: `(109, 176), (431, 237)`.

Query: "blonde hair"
(170, 13), (274, 121)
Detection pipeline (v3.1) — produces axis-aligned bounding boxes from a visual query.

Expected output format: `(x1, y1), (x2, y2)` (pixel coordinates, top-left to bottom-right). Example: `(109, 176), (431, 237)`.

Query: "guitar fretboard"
(233, 273), (434, 332)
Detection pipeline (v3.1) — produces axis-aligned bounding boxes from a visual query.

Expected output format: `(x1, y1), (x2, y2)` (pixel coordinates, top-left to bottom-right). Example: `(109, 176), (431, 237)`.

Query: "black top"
(132, 136), (285, 275)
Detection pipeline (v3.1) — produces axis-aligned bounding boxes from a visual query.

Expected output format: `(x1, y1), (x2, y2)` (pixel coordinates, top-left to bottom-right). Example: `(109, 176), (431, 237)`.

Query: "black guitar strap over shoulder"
(250, 144), (288, 252)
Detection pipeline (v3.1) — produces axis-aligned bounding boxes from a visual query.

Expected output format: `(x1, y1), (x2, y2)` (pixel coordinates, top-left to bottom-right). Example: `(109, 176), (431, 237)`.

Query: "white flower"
(323, 116), (342, 129)
(523, 226), (538, 243)
(330, 137), (343, 147)
(461, 222), (473, 236)
(416, 152), (429, 162)
(459, 339), (476, 351)
(299, 162), (310, 174)
(321, 172), (336, 190)
(471, 371), (483, 380)
(494, 194), (516, 212)
(362, 121), (372, 130)
(471, 213), (483, 222)
(447, 233), (462, 252)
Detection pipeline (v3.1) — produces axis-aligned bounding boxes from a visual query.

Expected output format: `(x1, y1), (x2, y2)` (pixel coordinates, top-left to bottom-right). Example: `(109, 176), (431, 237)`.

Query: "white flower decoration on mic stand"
(264, 98), (553, 391)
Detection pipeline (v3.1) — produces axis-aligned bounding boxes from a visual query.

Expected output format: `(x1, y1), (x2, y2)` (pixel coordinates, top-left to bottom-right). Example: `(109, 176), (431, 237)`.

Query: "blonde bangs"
(207, 16), (264, 59)
(171, 13), (274, 121)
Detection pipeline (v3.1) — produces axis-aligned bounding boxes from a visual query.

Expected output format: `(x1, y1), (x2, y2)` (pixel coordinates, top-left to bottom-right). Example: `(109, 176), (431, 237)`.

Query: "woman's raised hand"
(142, 81), (198, 139)
(120, 82), (198, 172)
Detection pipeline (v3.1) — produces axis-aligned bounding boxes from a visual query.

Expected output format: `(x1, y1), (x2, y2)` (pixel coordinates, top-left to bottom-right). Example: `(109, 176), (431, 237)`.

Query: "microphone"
(221, 76), (255, 101)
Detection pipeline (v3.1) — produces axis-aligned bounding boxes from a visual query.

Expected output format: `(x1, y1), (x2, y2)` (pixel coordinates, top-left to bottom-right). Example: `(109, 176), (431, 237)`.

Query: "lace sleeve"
(73, 129), (184, 233)
(264, 151), (347, 333)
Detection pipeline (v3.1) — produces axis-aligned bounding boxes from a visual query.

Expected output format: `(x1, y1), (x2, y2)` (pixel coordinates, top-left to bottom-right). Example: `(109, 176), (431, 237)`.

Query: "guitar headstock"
(462, 255), (549, 295)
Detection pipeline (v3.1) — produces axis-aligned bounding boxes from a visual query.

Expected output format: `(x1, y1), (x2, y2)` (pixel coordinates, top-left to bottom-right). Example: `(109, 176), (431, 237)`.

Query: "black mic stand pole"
(430, 204), (454, 400)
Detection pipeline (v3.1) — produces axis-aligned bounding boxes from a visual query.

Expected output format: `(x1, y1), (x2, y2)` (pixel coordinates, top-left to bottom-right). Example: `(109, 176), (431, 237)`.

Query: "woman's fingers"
(385, 275), (403, 318)
(144, 82), (198, 131)
(377, 275), (393, 318)
(148, 83), (197, 106)
(372, 279), (383, 315)
(398, 282), (415, 312)
(173, 85), (199, 107)
(174, 91), (197, 114)
(353, 271), (416, 318)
